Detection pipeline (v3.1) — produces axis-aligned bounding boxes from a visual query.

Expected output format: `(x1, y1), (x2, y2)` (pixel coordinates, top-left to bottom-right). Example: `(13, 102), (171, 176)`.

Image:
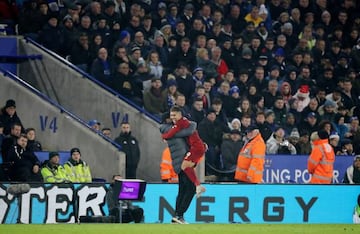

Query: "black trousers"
(175, 170), (195, 217)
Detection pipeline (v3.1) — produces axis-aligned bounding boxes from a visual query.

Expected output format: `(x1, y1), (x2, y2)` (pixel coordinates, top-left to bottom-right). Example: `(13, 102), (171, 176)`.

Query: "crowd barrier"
(0, 183), (358, 224)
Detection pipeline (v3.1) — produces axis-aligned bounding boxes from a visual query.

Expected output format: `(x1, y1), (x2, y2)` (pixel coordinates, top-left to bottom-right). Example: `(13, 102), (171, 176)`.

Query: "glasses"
(120, 66), (129, 69)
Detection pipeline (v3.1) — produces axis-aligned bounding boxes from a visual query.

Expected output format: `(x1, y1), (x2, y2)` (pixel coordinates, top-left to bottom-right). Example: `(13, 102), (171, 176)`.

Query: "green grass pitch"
(1, 224), (360, 234)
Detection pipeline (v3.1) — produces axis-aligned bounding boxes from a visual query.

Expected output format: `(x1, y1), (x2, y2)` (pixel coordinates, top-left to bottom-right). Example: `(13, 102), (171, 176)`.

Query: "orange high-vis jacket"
(307, 138), (335, 184)
(160, 147), (179, 183)
(235, 133), (266, 183)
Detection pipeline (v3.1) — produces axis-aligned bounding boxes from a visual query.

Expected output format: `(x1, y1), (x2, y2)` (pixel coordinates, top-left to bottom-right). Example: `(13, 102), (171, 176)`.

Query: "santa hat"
(297, 85), (310, 98)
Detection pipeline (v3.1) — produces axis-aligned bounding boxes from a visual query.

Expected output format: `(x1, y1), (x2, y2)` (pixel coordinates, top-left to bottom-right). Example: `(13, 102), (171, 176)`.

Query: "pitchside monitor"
(113, 179), (146, 201)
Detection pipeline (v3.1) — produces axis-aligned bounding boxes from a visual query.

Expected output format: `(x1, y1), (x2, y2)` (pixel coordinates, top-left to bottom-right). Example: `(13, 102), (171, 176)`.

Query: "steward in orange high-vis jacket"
(160, 147), (179, 183)
(308, 130), (335, 184)
(235, 125), (266, 183)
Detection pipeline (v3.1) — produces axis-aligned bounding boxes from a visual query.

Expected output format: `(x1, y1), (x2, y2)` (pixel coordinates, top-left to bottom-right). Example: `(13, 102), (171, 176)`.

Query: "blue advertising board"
(0, 183), (359, 224)
(0, 37), (17, 74)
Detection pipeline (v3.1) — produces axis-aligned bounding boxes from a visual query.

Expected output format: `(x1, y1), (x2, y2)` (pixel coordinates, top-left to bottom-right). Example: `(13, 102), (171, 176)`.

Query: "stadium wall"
(17, 38), (164, 182)
(0, 72), (125, 181)
(0, 183), (358, 224)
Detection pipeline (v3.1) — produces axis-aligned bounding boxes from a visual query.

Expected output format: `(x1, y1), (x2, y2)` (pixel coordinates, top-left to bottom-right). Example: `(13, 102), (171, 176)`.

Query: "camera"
(280, 140), (289, 147)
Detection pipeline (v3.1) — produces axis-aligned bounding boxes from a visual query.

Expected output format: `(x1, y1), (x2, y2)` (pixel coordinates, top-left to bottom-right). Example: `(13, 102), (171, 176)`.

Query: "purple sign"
(263, 155), (354, 184)
(118, 181), (141, 200)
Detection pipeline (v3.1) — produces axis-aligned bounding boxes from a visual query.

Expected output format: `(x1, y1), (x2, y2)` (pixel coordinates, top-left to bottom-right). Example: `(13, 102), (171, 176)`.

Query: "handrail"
(0, 68), (122, 150)
(23, 37), (161, 123)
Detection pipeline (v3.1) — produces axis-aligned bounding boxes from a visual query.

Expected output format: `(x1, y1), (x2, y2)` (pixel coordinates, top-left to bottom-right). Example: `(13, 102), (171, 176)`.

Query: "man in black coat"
(0, 99), (23, 136)
(343, 155), (360, 184)
(7, 134), (42, 182)
(115, 117), (140, 179)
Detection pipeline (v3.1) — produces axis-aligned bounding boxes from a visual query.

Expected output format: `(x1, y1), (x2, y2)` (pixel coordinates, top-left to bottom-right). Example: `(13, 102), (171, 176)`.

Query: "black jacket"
(115, 132), (140, 177)
(0, 108), (23, 135)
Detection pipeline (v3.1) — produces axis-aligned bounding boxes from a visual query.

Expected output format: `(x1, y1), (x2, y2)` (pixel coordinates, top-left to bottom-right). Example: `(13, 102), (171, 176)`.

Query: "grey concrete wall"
(17, 38), (167, 182)
(0, 72), (125, 182)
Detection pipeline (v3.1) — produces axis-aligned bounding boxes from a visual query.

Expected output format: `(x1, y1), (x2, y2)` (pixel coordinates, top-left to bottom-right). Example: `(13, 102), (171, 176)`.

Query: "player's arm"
(162, 118), (190, 139)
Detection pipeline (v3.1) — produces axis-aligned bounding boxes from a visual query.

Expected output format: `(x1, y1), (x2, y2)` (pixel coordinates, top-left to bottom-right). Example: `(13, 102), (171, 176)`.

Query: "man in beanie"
(41, 152), (70, 183)
(343, 155), (360, 184)
(64, 148), (92, 183)
(0, 99), (23, 136)
(307, 130), (335, 184)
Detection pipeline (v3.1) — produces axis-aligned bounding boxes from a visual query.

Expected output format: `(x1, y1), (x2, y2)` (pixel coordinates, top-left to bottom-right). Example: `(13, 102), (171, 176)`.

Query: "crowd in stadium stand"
(1, 0), (360, 180)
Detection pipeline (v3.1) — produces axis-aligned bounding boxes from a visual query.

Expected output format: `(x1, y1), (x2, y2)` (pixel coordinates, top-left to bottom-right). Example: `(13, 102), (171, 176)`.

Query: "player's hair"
(170, 106), (183, 114)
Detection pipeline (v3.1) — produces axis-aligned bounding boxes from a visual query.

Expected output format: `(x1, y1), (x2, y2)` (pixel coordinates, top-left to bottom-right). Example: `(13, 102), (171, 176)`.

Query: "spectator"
(1, 122), (22, 162)
(233, 98), (253, 121)
(272, 96), (287, 127)
(25, 127), (42, 152)
(300, 112), (319, 136)
(255, 111), (272, 142)
(61, 14), (78, 57)
(132, 59), (154, 92)
(337, 139), (355, 156)
(143, 77), (167, 117)
(174, 63), (196, 106)
(343, 155), (360, 184)
(179, 3), (195, 34)
(114, 117), (140, 179)
(64, 148), (92, 183)
(192, 67), (206, 87)
(151, 2), (168, 29)
(7, 134), (42, 182)
(198, 108), (225, 175)
(329, 132), (341, 153)
(162, 79), (181, 112)
(288, 128), (301, 153)
(41, 152), (70, 183)
(112, 62), (143, 106)
(292, 85), (311, 112)
(283, 113), (298, 136)
(0, 99), (23, 136)
(88, 119), (101, 132)
(111, 45), (129, 72)
(37, 13), (64, 54)
(77, 15), (93, 39)
(90, 47), (113, 86)
(147, 50), (163, 81)
(130, 31), (152, 59)
(296, 130), (312, 155)
(168, 38), (197, 71)
(219, 129), (243, 182)
(196, 48), (218, 80)
(263, 79), (281, 110)
(266, 127), (297, 155)
(301, 97), (320, 122)
(101, 127), (112, 139)
(70, 33), (92, 72)
(174, 94), (190, 117)
(211, 98), (229, 130)
(150, 32), (169, 67)
(319, 99), (337, 123)
(346, 117), (360, 153)
(189, 98), (206, 124)
(127, 46), (142, 74)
